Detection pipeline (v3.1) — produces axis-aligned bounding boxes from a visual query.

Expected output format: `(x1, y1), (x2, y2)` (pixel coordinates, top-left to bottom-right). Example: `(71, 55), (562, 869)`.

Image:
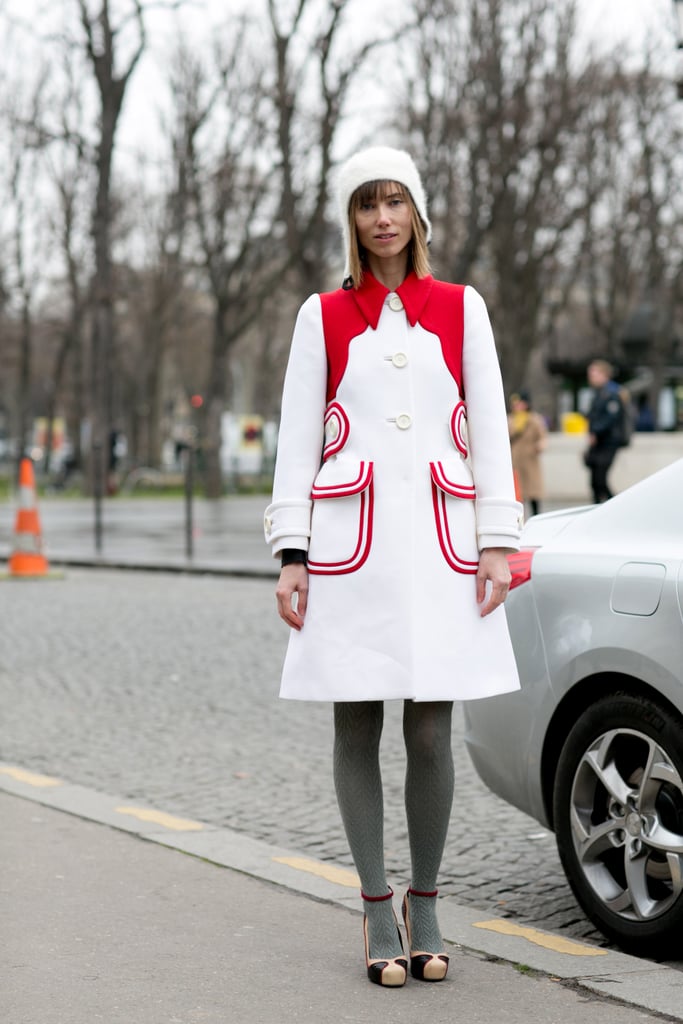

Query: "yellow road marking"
(0, 766), (62, 788)
(116, 806), (204, 832)
(473, 919), (608, 956)
(273, 855), (360, 888)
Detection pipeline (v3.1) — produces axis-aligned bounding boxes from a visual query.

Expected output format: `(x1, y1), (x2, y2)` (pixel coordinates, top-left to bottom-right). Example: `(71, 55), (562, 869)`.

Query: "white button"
(325, 419), (339, 440)
(396, 414), (412, 430)
(392, 352), (408, 368)
(388, 294), (404, 311)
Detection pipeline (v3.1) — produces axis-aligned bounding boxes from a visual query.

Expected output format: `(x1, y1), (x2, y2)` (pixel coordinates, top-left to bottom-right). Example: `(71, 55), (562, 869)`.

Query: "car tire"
(554, 691), (683, 956)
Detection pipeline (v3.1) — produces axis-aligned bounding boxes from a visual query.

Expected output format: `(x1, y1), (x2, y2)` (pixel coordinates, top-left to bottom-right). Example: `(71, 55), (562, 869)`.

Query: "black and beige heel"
(402, 887), (449, 982)
(361, 888), (408, 987)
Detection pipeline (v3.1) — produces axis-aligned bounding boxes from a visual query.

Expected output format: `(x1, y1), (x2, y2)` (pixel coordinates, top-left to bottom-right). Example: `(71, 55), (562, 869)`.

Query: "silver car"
(464, 458), (683, 955)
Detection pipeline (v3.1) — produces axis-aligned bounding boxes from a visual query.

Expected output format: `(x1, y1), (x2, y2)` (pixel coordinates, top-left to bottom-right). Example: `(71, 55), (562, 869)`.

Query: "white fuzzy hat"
(336, 146), (432, 281)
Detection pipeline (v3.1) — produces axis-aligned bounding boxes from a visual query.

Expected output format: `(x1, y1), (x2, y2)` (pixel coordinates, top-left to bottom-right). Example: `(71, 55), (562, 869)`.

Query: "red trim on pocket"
(311, 460), (373, 499)
(429, 461), (476, 499)
(431, 479), (479, 575)
(449, 402), (469, 458)
(322, 401), (350, 460)
(308, 479), (374, 575)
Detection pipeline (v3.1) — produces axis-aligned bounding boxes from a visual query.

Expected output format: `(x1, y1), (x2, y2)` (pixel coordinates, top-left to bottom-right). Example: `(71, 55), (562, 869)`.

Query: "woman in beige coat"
(508, 390), (546, 517)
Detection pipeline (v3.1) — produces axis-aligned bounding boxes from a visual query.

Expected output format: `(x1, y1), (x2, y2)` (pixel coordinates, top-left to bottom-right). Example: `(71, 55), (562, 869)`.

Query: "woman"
(264, 146), (522, 987)
(508, 390), (546, 517)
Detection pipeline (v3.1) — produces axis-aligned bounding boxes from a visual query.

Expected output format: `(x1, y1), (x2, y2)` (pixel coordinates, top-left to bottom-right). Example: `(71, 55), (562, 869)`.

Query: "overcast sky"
(579, 0), (675, 47)
(3, 0), (680, 163)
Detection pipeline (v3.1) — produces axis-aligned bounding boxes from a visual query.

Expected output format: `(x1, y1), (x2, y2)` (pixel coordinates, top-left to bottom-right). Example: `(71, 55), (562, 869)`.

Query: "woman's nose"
(376, 204), (391, 224)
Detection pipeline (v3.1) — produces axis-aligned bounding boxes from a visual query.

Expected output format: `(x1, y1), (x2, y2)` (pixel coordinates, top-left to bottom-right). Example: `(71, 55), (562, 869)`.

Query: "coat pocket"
(429, 460), (479, 574)
(308, 460), (374, 575)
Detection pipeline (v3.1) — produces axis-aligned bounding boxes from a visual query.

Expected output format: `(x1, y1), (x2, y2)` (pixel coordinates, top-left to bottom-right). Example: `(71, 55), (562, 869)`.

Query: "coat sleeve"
(264, 295), (327, 557)
(462, 286), (523, 551)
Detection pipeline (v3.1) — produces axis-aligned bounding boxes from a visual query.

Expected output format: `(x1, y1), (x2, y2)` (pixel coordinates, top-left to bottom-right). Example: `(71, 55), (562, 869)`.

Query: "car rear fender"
(463, 582), (554, 827)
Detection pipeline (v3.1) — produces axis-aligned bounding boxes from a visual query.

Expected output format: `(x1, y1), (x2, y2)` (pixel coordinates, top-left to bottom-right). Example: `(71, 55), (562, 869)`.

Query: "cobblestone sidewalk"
(0, 567), (609, 948)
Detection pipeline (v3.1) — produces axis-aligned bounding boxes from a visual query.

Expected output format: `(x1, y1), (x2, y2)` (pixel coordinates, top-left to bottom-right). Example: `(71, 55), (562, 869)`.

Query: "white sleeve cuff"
(476, 497), (523, 551)
(264, 499), (312, 554)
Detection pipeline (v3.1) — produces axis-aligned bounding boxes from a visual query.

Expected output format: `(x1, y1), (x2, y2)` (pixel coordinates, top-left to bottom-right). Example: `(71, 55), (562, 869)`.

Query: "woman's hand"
(276, 563), (309, 630)
(476, 547), (511, 618)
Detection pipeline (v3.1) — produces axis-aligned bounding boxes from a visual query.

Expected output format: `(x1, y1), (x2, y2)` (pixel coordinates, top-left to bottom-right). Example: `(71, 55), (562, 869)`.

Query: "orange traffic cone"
(8, 458), (49, 577)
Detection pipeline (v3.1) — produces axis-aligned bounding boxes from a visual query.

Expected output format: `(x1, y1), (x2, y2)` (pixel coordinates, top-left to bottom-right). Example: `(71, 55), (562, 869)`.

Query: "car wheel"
(554, 692), (683, 955)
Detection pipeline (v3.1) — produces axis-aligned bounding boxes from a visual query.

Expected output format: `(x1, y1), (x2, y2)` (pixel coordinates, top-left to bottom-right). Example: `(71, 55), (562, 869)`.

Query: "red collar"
(351, 271), (435, 329)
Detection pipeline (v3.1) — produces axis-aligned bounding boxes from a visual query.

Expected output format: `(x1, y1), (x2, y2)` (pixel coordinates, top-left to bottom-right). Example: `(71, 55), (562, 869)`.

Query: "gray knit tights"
(333, 700), (454, 959)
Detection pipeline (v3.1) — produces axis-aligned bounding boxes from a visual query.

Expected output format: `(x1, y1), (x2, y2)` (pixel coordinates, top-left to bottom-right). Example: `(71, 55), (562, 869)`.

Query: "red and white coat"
(264, 272), (522, 702)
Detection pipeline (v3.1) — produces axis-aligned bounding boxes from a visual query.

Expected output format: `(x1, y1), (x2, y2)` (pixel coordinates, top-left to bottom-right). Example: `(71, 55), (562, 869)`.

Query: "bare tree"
(112, 158), (192, 469)
(269, 0), (409, 295)
(401, 0), (604, 389)
(0, 66), (51, 471)
(74, 0), (147, 504)
(165, 31), (285, 496)
(579, 61), (683, 421)
(40, 53), (94, 479)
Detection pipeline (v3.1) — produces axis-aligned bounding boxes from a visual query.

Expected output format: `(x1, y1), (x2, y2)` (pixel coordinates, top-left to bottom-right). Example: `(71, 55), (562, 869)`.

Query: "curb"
(1, 762), (682, 1021)
(0, 552), (278, 579)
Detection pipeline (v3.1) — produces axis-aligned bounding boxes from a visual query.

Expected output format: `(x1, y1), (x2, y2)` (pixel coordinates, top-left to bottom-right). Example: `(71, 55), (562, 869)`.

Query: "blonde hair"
(589, 359), (613, 378)
(346, 180), (431, 288)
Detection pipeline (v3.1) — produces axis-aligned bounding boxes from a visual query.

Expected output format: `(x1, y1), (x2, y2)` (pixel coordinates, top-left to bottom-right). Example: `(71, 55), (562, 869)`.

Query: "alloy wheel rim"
(569, 727), (683, 922)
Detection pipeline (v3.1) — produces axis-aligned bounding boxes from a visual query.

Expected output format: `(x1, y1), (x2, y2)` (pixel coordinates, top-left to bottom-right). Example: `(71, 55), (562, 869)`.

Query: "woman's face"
(354, 183), (413, 265)
(588, 363), (609, 388)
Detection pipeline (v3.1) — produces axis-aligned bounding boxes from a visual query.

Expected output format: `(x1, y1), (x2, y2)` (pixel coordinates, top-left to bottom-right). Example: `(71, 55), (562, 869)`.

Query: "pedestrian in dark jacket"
(585, 360), (624, 503)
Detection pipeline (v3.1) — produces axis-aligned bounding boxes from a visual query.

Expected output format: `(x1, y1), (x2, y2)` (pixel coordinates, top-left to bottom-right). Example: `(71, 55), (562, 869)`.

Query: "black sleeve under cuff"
(280, 548), (308, 567)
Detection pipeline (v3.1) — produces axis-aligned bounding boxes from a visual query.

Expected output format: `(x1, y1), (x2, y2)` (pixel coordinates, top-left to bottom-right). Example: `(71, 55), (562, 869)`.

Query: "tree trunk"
(16, 301), (31, 471)
(201, 307), (232, 498)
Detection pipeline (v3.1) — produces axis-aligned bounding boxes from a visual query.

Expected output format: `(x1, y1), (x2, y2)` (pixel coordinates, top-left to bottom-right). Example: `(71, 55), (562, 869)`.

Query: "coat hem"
(279, 683), (521, 703)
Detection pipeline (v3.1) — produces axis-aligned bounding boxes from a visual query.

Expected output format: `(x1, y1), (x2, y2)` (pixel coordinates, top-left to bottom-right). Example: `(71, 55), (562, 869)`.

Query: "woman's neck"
(365, 253), (410, 292)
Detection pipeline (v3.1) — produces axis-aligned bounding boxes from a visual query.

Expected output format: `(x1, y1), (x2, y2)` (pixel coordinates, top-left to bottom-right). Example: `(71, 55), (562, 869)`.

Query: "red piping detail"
(430, 480), (479, 575)
(322, 401), (350, 460)
(308, 478), (374, 575)
(450, 402), (468, 458)
(311, 461), (373, 499)
(429, 461), (476, 500)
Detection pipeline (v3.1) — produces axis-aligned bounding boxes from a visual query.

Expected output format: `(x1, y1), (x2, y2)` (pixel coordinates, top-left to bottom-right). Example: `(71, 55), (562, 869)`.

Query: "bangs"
(350, 180), (408, 210)
(345, 178), (431, 287)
